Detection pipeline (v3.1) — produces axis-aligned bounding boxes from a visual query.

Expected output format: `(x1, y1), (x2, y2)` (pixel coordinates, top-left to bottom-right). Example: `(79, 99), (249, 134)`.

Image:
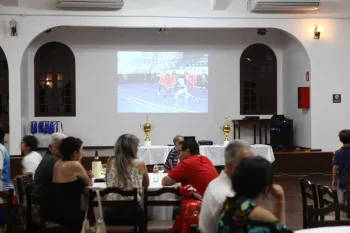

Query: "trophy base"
(144, 141), (152, 147)
(223, 141), (230, 147)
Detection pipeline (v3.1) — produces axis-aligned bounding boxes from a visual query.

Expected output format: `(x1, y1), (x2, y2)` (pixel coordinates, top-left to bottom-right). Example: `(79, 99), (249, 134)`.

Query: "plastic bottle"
(92, 151), (102, 178)
(153, 164), (159, 182)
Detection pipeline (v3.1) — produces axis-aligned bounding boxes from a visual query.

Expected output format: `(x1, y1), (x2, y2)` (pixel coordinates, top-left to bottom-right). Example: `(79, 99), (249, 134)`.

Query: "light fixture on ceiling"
(10, 19), (17, 36)
(314, 25), (321, 39)
(157, 28), (169, 34)
(257, 28), (267, 36)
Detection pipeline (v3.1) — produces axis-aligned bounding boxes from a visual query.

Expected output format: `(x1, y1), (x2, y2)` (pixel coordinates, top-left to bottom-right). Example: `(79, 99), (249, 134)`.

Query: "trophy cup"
(220, 117), (232, 146)
(140, 116), (154, 147)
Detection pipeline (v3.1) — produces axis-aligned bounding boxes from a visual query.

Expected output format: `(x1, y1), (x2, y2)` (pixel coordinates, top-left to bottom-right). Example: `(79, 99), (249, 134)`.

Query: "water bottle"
(153, 164), (159, 182)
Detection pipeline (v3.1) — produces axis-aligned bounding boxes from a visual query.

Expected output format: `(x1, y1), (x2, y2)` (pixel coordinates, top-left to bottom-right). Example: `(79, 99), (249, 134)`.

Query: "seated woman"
(45, 137), (92, 233)
(217, 156), (293, 233)
(104, 134), (149, 225)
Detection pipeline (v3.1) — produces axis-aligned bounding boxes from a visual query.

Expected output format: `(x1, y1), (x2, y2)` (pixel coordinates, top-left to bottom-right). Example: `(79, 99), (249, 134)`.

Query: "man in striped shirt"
(164, 135), (184, 172)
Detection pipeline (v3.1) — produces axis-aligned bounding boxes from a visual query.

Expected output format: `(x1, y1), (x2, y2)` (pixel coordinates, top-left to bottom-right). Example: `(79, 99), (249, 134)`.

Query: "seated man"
(199, 140), (253, 233)
(162, 139), (218, 196)
(164, 135), (184, 172)
(34, 132), (66, 188)
(21, 135), (42, 176)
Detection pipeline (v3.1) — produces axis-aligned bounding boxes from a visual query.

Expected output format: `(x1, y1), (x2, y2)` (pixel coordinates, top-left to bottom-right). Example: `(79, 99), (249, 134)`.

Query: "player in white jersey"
(174, 75), (197, 106)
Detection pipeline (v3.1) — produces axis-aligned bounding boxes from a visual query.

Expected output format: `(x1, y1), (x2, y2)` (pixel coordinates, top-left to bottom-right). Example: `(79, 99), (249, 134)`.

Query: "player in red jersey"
(165, 71), (176, 98)
(158, 72), (167, 96)
(185, 72), (197, 95)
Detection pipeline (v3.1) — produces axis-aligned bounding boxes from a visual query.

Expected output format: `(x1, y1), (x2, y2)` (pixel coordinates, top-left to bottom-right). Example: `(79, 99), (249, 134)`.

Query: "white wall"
(23, 27), (288, 147)
(5, 0), (350, 18)
(1, 0), (348, 153)
(283, 39), (311, 148)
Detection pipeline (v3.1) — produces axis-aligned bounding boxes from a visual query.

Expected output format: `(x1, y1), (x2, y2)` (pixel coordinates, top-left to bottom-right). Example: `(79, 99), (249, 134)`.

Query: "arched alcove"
(34, 41), (76, 117)
(240, 43), (277, 115)
(0, 47), (9, 133)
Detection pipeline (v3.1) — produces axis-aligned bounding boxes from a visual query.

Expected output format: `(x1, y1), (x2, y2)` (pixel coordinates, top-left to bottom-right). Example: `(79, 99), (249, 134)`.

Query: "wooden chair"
(345, 173), (350, 217)
(300, 178), (318, 228)
(0, 189), (14, 233)
(306, 203), (350, 228)
(15, 173), (33, 205)
(190, 225), (199, 233)
(88, 187), (141, 233)
(12, 174), (33, 233)
(316, 184), (341, 220)
(25, 183), (65, 233)
(144, 187), (181, 233)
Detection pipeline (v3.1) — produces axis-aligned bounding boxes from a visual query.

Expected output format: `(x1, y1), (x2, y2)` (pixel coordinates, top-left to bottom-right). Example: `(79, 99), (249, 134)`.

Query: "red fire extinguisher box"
(298, 87), (310, 109)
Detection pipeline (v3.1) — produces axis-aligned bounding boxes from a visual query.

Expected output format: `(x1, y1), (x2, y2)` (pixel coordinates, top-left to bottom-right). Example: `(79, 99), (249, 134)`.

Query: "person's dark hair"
(232, 156), (273, 199)
(180, 139), (200, 155)
(22, 135), (39, 152)
(59, 137), (83, 161)
(339, 129), (350, 144)
(0, 125), (4, 144)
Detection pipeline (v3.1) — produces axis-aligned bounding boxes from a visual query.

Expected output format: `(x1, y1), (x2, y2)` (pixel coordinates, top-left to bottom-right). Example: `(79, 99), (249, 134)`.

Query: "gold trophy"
(220, 117), (232, 146)
(140, 116), (154, 146)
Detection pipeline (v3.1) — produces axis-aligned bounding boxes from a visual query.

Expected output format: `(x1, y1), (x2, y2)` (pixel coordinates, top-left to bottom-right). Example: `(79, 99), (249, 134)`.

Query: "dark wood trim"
(37, 146), (115, 150)
(0, 60), (9, 133)
(10, 151), (334, 178)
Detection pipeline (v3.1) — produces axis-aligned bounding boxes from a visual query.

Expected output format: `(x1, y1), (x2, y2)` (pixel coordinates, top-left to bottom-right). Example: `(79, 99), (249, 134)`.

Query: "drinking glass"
(158, 165), (165, 177)
(101, 164), (107, 176)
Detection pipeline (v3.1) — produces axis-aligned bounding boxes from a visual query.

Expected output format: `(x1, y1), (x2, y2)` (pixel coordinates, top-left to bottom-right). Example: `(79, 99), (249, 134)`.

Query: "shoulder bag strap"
(96, 190), (104, 219)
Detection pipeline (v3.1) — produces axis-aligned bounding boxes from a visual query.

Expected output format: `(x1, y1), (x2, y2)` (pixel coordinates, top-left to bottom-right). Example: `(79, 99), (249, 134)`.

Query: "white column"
(6, 53), (22, 155)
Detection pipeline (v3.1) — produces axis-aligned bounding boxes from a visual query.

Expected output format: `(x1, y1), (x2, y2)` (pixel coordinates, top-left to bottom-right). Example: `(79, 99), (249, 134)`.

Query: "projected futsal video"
(117, 52), (208, 113)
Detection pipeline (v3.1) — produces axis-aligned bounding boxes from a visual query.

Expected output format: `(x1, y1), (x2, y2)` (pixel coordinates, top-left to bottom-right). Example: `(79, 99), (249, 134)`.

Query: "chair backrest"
(25, 183), (49, 230)
(144, 187), (181, 232)
(0, 189), (14, 233)
(190, 224), (200, 233)
(88, 188), (139, 230)
(306, 203), (350, 228)
(300, 178), (318, 229)
(316, 184), (340, 220)
(15, 173), (33, 205)
(144, 187), (181, 208)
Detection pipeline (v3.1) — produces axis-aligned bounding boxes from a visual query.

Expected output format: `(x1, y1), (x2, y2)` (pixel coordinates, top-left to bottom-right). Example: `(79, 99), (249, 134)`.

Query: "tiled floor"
(259, 174), (332, 230)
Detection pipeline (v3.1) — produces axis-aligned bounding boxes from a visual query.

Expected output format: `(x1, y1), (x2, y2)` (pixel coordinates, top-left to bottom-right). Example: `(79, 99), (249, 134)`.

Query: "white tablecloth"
(138, 144), (275, 165)
(295, 226), (350, 233)
(92, 173), (176, 221)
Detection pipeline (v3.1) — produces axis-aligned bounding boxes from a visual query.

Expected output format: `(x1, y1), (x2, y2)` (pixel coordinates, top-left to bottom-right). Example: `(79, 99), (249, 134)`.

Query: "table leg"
(233, 123), (236, 139)
(259, 124), (262, 144)
(253, 124), (256, 144)
(238, 124), (241, 139)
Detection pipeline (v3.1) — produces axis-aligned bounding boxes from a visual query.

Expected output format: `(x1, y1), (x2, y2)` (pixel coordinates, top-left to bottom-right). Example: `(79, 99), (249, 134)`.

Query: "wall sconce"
(10, 19), (17, 36)
(314, 25), (321, 39)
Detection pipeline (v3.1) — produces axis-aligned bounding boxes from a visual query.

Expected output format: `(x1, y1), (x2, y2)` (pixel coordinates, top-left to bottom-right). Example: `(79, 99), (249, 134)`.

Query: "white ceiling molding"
(212, 0), (230, 10)
(0, 0), (19, 6)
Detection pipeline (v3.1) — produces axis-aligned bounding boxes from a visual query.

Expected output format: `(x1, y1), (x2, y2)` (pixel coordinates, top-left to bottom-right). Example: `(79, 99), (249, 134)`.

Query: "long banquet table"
(138, 144), (275, 165)
(92, 173), (176, 221)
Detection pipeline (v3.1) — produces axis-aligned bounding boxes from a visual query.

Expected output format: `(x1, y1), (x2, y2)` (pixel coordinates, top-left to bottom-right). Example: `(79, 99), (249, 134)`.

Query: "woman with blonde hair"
(104, 134), (149, 225)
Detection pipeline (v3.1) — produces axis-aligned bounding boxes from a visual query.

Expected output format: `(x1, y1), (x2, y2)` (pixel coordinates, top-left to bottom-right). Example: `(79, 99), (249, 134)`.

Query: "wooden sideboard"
(232, 119), (270, 144)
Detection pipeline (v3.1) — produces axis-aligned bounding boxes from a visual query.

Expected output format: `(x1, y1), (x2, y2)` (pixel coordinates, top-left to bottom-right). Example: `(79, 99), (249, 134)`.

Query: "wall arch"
(240, 43), (277, 115)
(34, 41), (76, 117)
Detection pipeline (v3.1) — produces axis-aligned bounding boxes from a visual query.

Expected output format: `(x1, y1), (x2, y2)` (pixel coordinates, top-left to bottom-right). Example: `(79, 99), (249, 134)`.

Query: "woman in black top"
(45, 137), (92, 232)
